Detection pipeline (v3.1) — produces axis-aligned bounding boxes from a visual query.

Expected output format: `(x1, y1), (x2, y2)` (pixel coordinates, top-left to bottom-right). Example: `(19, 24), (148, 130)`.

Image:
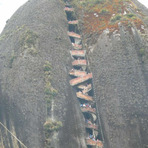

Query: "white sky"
(0, 0), (148, 34)
(0, 0), (28, 33)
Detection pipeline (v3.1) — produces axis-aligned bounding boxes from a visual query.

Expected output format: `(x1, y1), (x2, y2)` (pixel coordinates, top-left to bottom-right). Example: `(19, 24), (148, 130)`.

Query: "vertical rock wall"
(0, 0), (86, 147)
(89, 26), (148, 148)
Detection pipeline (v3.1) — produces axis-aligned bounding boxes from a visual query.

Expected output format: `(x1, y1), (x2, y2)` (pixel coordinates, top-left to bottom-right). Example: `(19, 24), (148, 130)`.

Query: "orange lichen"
(72, 0), (145, 35)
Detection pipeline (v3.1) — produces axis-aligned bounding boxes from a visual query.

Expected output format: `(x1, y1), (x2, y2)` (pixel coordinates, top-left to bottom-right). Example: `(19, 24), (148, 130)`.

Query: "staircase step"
(78, 84), (92, 94)
(85, 123), (98, 130)
(76, 91), (93, 101)
(72, 59), (87, 67)
(86, 139), (103, 147)
(69, 69), (87, 77)
(72, 43), (82, 50)
(69, 73), (92, 86)
(68, 31), (81, 38)
(65, 2), (103, 147)
(70, 50), (86, 57)
(68, 20), (78, 25)
(81, 107), (96, 114)
(64, 7), (74, 12)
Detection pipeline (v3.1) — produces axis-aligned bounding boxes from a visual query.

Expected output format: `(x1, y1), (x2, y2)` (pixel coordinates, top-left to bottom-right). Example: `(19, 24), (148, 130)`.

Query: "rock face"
(0, 0), (86, 148)
(87, 2), (148, 148)
(0, 0), (148, 148)
(89, 26), (148, 148)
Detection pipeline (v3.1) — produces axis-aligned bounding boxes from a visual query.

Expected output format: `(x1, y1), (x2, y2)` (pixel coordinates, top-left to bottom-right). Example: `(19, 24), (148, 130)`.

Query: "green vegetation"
(44, 84), (57, 96)
(126, 13), (135, 18)
(128, 22), (132, 28)
(71, 0), (107, 9)
(0, 34), (7, 41)
(44, 120), (62, 134)
(21, 29), (38, 55)
(43, 61), (58, 109)
(139, 48), (146, 57)
(27, 47), (38, 55)
(43, 61), (52, 72)
(0, 25), (26, 42)
(100, 9), (109, 14)
(138, 48), (148, 63)
(9, 51), (16, 68)
(44, 81), (57, 106)
(144, 16), (148, 23)
(44, 119), (62, 148)
(21, 30), (38, 47)
(68, 0), (143, 35)
(110, 13), (137, 23)
(111, 14), (122, 23)
(43, 62), (59, 148)
(125, 13), (137, 20)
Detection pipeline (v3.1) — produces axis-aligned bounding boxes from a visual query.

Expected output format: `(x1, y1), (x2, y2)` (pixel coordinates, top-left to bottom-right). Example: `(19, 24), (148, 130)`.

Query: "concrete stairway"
(64, 3), (104, 148)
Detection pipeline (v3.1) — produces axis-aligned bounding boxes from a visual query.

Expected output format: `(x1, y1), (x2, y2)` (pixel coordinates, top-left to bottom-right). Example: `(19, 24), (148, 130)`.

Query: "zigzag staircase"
(64, 2), (104, 148)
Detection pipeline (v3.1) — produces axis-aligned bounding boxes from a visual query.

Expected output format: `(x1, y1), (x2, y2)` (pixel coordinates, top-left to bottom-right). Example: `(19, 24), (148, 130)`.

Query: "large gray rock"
(89, 25), (148, 148)
(0, 0), (86, 147)
(0, 0), (148, 148)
